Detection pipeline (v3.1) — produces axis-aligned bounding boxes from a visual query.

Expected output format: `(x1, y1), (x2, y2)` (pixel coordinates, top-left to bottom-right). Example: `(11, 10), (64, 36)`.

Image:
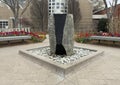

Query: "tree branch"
(20, 0), (32, 16)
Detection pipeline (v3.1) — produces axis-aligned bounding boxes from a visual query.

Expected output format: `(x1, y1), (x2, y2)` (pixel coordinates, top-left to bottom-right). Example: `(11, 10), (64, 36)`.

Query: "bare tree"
(0, 0), (31, 28)
(103, 0), (118, 33)
(68, 0), (81, 31)
(92, 0), (105, 13)
(30, 0), (48, 32)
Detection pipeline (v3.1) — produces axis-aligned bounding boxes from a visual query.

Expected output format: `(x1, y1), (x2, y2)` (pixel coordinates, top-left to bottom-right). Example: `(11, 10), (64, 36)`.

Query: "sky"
(107, 0), (120, 7)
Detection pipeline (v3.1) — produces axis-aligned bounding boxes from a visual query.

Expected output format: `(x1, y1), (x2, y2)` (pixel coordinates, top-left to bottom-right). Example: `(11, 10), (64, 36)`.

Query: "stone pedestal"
(48, 14), (74, 56)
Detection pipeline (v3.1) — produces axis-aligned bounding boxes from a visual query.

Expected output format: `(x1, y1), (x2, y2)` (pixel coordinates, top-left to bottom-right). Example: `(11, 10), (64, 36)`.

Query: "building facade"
(78, 0), (94, 32)
(0, 0), (94, 32)
(0, 1), (31, 29)
(94, 4), (120, 32)
(0, 3), (12, 29)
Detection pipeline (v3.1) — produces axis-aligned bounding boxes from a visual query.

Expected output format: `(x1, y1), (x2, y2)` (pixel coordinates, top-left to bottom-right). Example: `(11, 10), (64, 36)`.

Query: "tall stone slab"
(48, 14), (74, 56)
(62, 14), (74, 56)
(48, 15), (56, 55)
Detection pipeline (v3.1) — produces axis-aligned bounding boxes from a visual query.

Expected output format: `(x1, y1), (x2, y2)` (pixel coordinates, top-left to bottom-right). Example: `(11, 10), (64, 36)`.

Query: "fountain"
(19, 0), (103, 76)
(48, 14), (74, 56)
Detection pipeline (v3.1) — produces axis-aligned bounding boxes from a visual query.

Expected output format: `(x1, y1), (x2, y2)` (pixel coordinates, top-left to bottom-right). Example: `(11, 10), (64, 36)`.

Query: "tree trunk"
(13, 13), (19, 28)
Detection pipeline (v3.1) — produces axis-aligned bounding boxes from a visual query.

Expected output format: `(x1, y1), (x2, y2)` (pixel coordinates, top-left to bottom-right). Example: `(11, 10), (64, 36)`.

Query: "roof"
(92, 14), (107, 19)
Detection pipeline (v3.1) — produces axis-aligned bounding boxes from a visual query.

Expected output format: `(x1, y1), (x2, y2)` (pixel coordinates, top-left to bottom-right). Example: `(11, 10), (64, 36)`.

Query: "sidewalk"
(0, 37), (120, 85)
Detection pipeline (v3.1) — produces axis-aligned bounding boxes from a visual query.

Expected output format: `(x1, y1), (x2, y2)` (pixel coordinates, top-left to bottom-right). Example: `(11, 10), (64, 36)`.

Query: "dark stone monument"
(48, 14), (74, 56)
(54, 14), (67, 55)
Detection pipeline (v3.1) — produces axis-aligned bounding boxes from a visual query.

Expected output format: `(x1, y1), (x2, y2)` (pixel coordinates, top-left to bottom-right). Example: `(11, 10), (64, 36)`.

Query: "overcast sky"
(107, 0), (120, 7)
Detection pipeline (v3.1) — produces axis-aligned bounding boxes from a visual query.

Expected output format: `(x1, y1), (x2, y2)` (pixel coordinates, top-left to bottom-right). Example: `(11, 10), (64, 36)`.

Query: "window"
(56, 6), (59, 9)
(52, 6), (55, 9)
(61, 6), (64, 9)
(61, 3), (64, 6)
(65, 10), (67, 12)
(0, 20), (8, 29)
(49, 10), (51, 12)
(48, 0), (68, 15)
(61, 10), (64, 12)
(65, 7), (67, 9)
(0, 22), (2, 28)
(52, 3), (55, 5)
(52, 10), (54, 12)
(57, 3), (59, 5)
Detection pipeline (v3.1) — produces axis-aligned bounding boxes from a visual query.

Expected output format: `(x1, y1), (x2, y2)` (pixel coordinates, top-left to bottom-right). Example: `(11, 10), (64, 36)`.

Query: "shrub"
(30, 32), (46, 42)
(75, 32), (93, 43)
(97, 18), (108, 32)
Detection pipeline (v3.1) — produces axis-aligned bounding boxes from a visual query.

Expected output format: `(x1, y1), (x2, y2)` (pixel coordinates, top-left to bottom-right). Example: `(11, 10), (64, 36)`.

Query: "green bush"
(97, 18), (108, 32)
(75, 37), (89, 43)
(31, 36), (45, 42)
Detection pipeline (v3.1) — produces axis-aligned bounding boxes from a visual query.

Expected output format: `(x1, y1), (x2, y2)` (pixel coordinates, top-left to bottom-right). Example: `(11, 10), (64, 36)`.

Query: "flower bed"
(0, 31), (29, 37)
(0, 31), (46, 42)
(95, 32), (120, 37)
(75, 32), (120, 43)
(30, 32), (46, 42)
(75, 32), (94, 43)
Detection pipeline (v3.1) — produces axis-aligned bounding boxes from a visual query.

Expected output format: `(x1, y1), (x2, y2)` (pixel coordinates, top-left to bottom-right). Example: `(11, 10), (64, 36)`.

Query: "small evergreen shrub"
(97, 18), (108, 32)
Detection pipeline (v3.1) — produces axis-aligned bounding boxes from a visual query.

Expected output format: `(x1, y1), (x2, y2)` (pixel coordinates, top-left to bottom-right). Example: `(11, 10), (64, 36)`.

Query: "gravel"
(27, 46), (95, 64)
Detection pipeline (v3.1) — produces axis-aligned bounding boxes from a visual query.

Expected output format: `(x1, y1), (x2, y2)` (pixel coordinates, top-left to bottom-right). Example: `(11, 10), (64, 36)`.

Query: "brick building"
(94, 4), (120, 18)
(93, 4), (120, 32)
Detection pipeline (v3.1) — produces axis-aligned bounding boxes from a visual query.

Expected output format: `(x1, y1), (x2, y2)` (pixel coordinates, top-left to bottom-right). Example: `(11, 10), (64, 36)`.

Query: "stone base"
(19, 47), (103, 76)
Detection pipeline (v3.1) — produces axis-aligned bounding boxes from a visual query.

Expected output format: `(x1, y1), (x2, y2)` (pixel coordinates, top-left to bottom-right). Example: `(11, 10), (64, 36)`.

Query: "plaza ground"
(0, 37), (120, 85)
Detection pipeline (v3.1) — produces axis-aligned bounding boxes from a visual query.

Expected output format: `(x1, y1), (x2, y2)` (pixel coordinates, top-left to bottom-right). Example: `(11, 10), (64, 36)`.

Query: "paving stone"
(0, 37), (120, 85)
